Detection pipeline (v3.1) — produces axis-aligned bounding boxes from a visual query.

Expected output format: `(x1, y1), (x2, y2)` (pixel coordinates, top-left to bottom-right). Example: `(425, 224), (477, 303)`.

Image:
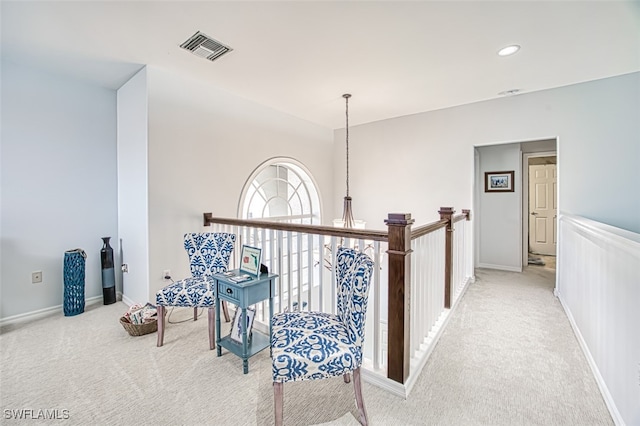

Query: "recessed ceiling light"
(498, 45), (520, 56)
(498, 89), (521, 96)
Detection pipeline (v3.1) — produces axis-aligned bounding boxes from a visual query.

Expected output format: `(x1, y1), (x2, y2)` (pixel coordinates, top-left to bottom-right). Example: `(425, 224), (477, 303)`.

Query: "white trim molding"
(477, 263), (522, 272)
(0, 295), (111, 326)
(557, 214), (639, 425)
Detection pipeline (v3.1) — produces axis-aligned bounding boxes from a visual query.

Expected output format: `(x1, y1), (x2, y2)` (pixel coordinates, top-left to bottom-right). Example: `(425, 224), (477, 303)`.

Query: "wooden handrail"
(409, 209), (470, 240)
(204, 211), (469, 242)
(203, 213), (389, 241)
(453, 209), (471, 224)
(411, 219), (448, 239)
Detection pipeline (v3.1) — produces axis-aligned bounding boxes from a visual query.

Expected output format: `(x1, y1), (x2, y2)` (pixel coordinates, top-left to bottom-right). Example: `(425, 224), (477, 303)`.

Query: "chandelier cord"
(340, 93), (355, 229)
(344, 94), (350, 197)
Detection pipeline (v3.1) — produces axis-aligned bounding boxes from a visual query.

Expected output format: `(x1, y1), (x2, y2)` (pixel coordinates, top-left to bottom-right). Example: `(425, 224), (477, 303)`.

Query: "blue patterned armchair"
(156, 232), (235, 349)
(271, 247), (374, 425)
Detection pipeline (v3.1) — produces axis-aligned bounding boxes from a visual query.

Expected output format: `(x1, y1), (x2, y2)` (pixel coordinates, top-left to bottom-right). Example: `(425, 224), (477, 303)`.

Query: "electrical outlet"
(162, 270), (171, 280)
(31, 271), (43, 284)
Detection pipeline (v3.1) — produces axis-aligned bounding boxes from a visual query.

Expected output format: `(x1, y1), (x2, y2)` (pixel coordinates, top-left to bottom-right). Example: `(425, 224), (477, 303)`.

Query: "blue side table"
(213, 271), (278, 374)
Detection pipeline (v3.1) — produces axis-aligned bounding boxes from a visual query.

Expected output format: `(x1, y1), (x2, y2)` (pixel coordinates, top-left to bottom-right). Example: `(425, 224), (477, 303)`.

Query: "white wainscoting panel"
(557, 214), (640, 426)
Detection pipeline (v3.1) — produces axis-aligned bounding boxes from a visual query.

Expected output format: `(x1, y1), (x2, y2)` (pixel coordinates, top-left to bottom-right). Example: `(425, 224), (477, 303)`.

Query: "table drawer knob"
(226, 288), (233, 294)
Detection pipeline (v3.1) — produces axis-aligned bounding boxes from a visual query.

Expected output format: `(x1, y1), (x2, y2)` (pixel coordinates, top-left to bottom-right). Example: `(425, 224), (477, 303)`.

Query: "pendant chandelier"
(334, 94), (365, 229)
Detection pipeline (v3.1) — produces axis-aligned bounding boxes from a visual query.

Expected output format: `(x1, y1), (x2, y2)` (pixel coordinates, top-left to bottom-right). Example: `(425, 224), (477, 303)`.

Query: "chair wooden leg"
(343, 372), (351, 383)
(353, 368), (368, 426)
(274, 382), (284, 426)
(193, 307), (198, 321)
(208, 307), (215, 350)
(157, 305), (165, 347)
(222, 300), (230, 322)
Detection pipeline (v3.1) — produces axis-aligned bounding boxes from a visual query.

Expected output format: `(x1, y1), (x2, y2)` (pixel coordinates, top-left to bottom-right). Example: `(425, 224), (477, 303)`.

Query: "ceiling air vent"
(180, 31), (233, 62)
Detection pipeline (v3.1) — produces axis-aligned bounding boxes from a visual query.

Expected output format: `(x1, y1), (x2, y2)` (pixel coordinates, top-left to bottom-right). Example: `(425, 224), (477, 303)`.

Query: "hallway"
(368, 265), (613, 425)
(271, 265), (614, 424)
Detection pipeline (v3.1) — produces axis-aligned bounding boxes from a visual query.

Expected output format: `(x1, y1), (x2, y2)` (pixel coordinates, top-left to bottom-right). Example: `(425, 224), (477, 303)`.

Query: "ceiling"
(2, 1), (639, 129)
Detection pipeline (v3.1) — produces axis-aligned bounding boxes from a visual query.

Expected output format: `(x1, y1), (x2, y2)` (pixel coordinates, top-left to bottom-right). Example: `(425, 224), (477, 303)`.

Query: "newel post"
(384, 213), (414, 384)
(439, 207), (455, 309)
(203, 212), (213, 226)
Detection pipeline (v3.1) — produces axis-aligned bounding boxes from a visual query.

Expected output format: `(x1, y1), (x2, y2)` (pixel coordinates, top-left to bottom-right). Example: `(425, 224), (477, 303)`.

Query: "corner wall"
(0, 59), (118, 319)
(476, 144), (522, 271)
(145, 67), (335, 302)
(117, 68), (149, 305)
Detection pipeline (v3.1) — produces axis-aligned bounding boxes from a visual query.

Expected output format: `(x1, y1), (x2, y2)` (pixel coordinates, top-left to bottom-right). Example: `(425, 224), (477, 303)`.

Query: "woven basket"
(119, 316), (157, 336)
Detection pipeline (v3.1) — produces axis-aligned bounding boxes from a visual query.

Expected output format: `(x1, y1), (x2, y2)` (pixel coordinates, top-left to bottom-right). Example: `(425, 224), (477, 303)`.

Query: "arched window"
(238, 158), (322, 313)
(239, 158), (321, 224)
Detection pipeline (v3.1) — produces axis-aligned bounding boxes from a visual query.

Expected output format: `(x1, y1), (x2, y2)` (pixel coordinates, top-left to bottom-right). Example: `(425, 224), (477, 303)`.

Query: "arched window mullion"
(239, 158), (321, 225)
(287, 182), (303, 202)
(261, 195), (292, 219)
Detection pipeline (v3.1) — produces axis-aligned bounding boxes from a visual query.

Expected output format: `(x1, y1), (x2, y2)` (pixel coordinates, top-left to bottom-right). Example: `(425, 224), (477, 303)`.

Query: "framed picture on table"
(484, 171), (515, 192)
(230, 307), (256, 343)
(239, 245), (262, 276)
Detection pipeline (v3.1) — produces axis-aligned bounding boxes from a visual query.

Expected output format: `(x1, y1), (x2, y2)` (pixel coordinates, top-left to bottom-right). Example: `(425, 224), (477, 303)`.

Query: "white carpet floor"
(0, 266), (612, 425)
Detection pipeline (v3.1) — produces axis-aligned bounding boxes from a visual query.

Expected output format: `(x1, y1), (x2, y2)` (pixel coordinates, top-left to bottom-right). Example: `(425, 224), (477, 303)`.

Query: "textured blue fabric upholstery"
(156, 233), (235, 308)
(272, 247), (374, 383)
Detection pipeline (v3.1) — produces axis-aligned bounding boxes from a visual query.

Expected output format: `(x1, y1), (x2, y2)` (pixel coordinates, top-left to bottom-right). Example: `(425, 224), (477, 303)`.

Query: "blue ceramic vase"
(63, 249), (87, 316)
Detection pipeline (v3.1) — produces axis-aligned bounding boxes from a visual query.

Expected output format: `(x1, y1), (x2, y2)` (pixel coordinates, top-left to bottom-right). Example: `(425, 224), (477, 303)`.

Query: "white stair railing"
(410, 227), (446, 357)
(207, 219), (388, 376)
(204, 209), (473, 396)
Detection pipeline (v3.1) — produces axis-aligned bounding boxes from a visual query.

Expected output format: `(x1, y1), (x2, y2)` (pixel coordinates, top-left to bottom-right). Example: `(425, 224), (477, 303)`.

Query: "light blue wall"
(0, 59), (118, 319)
(476, 144), (523, 271)
(339, 72), (639, 236)
(556, 72), (640, 233)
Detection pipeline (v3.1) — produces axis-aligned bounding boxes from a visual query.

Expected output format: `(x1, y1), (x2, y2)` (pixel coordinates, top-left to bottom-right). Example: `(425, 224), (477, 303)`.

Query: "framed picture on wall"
(485, 171), (515, 192)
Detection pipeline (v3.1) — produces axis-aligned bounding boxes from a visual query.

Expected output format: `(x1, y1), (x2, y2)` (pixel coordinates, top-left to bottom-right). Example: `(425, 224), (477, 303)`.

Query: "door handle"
(531, 212), (538, 216)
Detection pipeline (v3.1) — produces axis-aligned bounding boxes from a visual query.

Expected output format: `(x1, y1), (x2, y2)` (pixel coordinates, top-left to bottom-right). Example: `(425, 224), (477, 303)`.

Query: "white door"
(529, 164), (557, 255)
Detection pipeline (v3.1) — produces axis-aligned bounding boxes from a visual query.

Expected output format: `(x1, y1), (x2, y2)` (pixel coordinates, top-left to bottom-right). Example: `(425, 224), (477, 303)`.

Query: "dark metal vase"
(101, 237), (116, 305)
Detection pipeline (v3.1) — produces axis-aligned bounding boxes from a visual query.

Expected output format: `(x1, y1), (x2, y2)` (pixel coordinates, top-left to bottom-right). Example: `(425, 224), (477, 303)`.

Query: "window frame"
(237, 157), (323, 224)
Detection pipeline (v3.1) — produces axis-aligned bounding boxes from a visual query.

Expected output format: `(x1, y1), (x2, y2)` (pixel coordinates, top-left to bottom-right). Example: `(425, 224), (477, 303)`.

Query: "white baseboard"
(556, 291), (624, 426)
(452, 276), (473, 309)
(376, 275), (473, 399)
(0, 293), (122, 326)
(477, 263), (522, 272)
(404, 308), (452, 397)
(121, 293), (136, 307)
(361, 367), (407, 398)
